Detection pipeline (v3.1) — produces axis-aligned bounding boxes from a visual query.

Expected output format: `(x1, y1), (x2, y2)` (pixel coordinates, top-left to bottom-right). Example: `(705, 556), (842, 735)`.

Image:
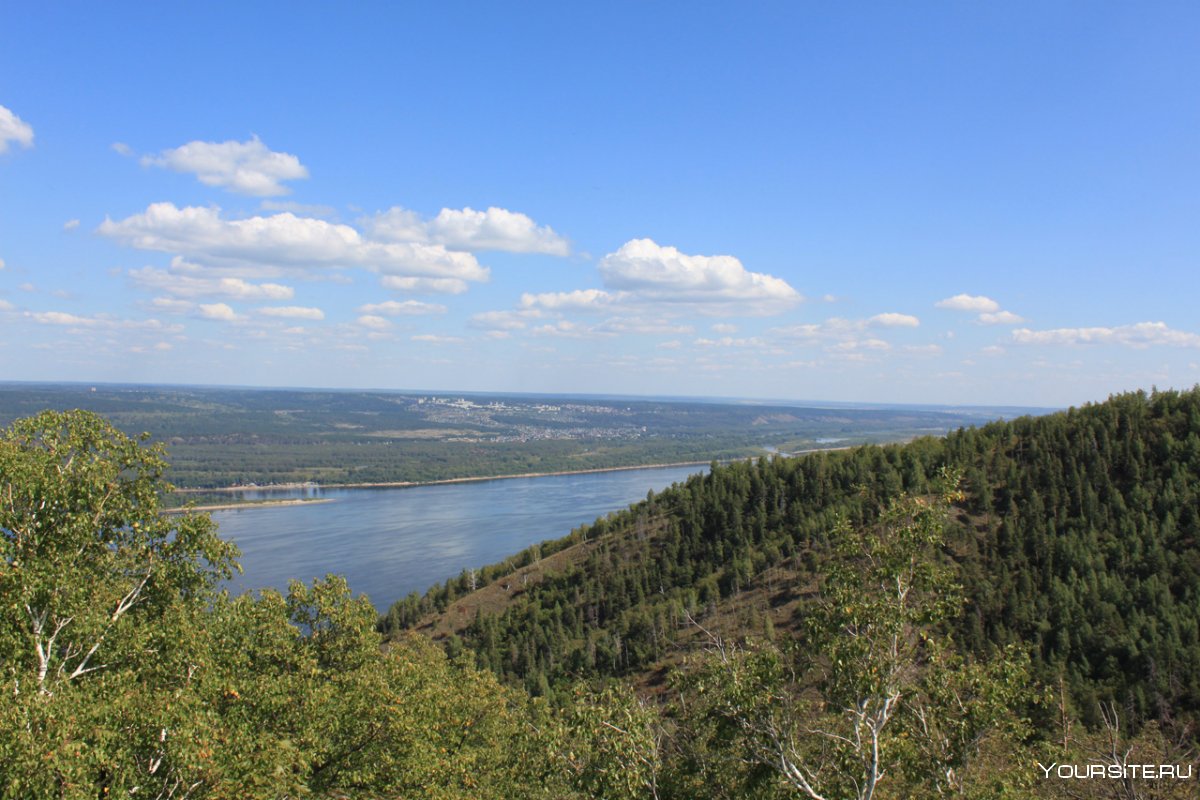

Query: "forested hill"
(384, 387), (1200, 728)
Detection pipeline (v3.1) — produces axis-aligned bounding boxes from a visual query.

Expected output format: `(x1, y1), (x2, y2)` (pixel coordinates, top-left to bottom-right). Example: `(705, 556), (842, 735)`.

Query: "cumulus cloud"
(693, 336), (767, 348)
(1012, 322), (1200, 348)
(357, 315), (391, 330)
(63, 219), (80, 231)
(357, 300), (446, 316)
(469, 309), (541, 331)
(712, 323), (738, 334)
(0, 105), (34, 153)
(27, 311), (175, 331)
(130, 264), (294, 300)
(150, 297), (194, 314)
(597, 239), (800, 311)
(141, 135), (308, 196)
(978, 310), (1024, 325)
(0, 257), (5, 269)
(0, 299), (15, 311)
(936, 293), (1027, 326)
(198, 303), (238, 321)
(530, 320), (605, 339)
(381, 276), (471, 294)
(595, 319), (694, 335)
(936, 294), (1000, 313)
(411, 333), (464, 344)
(830, 338), (891, 352)
(111, 142), (133, 156)
(772, 317), (881, 340)
(99, 203), (488, 282)
(258, 305), (324, 320)
(519, 289), (616, 312)
(867, 312), (920, 328)
(770, 316), (935, 358)
(367, 206), (569, 255)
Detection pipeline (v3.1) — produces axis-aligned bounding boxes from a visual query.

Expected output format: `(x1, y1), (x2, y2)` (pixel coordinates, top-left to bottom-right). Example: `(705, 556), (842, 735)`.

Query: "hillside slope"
(384, 388), (1200, 728)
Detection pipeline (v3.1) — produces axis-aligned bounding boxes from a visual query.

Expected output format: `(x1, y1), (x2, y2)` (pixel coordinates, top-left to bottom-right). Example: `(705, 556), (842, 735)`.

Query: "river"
(210, 463), (706, 611)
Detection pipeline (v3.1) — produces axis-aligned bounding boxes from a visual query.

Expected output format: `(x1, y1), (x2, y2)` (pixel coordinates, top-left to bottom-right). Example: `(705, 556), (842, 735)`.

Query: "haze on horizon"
(1, 3), (1198, 408)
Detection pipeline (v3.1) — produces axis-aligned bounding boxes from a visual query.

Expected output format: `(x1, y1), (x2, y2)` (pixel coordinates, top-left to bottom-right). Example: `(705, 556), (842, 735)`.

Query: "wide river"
(210, 463), (706, 611)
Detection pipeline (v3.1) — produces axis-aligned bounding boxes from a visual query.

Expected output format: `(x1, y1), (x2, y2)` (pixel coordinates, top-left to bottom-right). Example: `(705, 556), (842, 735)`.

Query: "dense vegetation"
(0, 383), (1008, 491)
(4, 390), (1198, 798)
(386, 388), (1200, 739)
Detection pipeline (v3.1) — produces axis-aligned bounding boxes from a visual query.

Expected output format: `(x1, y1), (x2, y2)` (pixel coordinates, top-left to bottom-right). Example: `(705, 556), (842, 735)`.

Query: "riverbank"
(170, 446), (853, 499)
(164, 498), (336, 514)
(172, 459), (717, 494)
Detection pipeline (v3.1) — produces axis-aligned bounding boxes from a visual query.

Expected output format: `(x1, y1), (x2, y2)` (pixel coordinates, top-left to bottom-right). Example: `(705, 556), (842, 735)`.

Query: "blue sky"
(1, 2), (1198, 406)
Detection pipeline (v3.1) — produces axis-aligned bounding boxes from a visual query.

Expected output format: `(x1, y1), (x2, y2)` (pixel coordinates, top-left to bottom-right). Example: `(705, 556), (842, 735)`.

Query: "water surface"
(211, 464), (705, 610)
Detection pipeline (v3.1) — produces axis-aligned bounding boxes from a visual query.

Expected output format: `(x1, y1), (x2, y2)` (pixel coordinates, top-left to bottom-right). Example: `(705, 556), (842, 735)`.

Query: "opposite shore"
(173, 459), (716, 496)
(169, 446), (854, 513)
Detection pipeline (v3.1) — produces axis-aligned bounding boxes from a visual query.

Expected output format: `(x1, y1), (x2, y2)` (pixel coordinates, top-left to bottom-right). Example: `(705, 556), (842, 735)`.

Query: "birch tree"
(679, 475), (1036, 799)
(0, 410), (237, 796)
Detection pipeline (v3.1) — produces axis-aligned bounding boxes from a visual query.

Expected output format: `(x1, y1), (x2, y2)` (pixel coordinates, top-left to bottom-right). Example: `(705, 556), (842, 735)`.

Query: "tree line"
(5, 391), (1199, 797)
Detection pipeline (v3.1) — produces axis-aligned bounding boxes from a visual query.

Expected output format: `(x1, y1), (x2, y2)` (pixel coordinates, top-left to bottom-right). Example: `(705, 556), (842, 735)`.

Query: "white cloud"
(0, 257), (5, 270)
(198, 303), (238, 321)
(769, 316), (922, 357)
(978, 310), (1024, 325)
(903, 344), (944, 356)
(830, 338), (891, 352)
(1012, 322), (1200, 348)
(111, 142), (133, 156)
(412, 333), (464, 344)
(141, 135), (308, 196)
(868, 312), (920, 328)
(595, 318), (694, 335)
(772, 317), (876, 340)
(130, 264), (294, 300)
(63, 219), (80, 231)
(936, 294), (1000, 313)
(258, 305), (324, 320)
(520, 289), (616, 311)
(357, 300), (446, 316)
(0, 299), (14, 311)
(712, 323), (738, 334)
(367, 206), (569, 255)
(693, 336), (767, 348)
(27, 311), (174, 330)
(469, 309), (541, 331)
(99, 203), (488, 283)
(982, 345), (1006, 356)
(597, 239), (800, 311)
(530, 321), (605, 338)
(357, 315), (391, 330)
(150, 297), (195, 314)
(381, 276), (470, 294)
(0, 105), (34, 153)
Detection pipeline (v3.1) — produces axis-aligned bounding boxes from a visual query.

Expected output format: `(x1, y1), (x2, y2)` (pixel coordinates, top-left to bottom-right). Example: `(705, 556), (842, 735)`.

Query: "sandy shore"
(171, 446), (851, 499)
(164, 498), (336, 514)
(172, 459), (717, 495)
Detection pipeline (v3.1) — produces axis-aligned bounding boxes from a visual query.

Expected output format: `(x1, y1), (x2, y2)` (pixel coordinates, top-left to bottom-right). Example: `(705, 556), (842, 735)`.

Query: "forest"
(0, 383), (1013, 492)
(384, 387), (1200, 734)
(2, 389), (1198, 798)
